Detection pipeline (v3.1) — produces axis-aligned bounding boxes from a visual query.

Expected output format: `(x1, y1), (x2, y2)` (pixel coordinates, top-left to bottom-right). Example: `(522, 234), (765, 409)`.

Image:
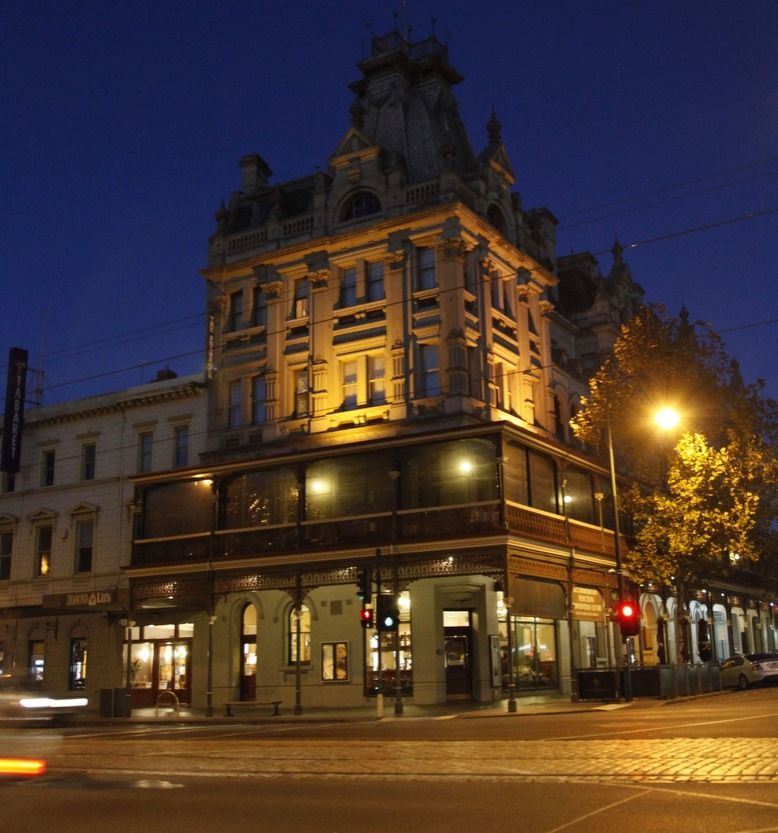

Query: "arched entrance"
(239, 603), (257, 700)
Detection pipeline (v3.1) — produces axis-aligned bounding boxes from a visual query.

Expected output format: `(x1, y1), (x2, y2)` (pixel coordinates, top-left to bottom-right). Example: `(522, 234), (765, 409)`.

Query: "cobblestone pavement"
(44, 737), (778, 783)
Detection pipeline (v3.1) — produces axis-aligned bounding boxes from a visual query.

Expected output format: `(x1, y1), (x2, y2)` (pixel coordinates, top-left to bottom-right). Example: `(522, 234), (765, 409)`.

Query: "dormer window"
(341, 191), (381, 222)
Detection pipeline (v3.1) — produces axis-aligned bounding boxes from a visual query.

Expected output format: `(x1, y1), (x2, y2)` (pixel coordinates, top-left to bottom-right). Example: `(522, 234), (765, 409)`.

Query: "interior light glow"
(457, 459), (473, 475)
(309, 478), (330, 495)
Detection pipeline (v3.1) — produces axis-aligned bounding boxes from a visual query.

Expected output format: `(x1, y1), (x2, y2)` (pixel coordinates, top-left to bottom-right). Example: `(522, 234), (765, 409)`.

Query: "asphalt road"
(2, 688), (777, 833)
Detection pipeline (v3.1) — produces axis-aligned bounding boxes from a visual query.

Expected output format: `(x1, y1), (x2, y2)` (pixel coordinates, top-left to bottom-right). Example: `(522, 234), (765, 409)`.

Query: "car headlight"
(19, 697), (88, 710)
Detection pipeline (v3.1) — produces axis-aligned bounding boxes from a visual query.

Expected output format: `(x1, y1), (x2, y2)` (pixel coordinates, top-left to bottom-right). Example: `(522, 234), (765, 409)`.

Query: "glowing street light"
(654, 406), (681, 431)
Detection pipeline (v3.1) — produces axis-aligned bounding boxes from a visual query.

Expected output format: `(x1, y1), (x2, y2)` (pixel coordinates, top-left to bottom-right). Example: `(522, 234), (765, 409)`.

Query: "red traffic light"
(359, 607), (374, 629)
(617, 600), (640, 637)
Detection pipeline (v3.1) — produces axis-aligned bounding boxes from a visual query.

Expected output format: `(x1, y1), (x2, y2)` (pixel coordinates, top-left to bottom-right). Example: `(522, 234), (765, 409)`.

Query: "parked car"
(719, 653), (778, 689)
(0, 675), (88, 723)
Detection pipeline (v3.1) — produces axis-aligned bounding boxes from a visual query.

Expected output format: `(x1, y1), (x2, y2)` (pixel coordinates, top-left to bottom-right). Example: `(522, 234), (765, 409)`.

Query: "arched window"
(288, 604), (311, 664)
(240, 604), (257, 700)
(340, 191), (382, 222)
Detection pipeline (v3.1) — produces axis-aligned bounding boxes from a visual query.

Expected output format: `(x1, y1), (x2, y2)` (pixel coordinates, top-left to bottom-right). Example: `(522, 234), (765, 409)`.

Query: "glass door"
(515, 617), (558, 691)
(157, 641), (191, 705)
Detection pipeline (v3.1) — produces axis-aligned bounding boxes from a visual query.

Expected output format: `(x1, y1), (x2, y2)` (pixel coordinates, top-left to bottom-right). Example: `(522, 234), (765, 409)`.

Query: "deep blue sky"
(2, 0), (777, 405)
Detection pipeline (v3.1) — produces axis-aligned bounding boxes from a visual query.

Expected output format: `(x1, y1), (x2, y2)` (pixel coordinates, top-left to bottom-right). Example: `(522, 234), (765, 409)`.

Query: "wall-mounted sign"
(572, 586), (605, 621)
(1, 347), (28, 473)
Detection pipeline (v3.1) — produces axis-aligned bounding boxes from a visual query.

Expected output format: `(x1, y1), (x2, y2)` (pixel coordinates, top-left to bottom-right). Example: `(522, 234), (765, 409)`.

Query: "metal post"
(294, 571), (303, 715)
(205, 608), (215, 717)
(606, 416), (632, 702)
(393, 554), (403, 716)
(504, 557), (517, 713)
(375, 549), (383, 718)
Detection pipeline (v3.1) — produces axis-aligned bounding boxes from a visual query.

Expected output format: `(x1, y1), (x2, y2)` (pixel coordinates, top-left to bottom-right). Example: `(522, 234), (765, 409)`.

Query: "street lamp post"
(606, 415), (633, 702)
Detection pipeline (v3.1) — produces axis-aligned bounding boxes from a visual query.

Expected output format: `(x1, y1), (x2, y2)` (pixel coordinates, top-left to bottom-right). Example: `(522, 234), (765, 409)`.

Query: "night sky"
(3, 1), (777, 405)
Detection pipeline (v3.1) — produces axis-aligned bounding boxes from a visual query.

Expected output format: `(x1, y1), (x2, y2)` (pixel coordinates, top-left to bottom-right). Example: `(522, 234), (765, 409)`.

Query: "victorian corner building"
(2, 31), (777, 713)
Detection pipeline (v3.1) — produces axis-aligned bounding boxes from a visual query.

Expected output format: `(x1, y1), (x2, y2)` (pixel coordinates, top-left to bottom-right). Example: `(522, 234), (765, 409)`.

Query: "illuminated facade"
(114, 31), (778, 710)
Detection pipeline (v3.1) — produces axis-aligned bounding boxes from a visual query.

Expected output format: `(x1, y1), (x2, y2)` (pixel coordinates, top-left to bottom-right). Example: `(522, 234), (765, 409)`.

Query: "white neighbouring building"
(0, 371), (206, 711)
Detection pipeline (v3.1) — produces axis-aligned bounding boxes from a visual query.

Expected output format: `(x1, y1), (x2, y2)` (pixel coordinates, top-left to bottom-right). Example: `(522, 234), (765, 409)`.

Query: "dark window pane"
(143, 481), (213, 537)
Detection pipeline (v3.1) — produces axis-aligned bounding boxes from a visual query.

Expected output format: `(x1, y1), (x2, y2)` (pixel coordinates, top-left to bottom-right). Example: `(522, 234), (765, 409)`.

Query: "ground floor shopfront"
(125, 544), (631, 712)
(0, 589), (129, 707)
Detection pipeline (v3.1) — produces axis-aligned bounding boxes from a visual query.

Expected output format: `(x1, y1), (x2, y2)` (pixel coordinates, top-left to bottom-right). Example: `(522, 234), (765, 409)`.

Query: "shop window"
(29, 640), (45, 682)
(287, 604), (311, 664)
(70, 638), (87, 689)
(322, 642), (349, 681)
(365, 591), (412, 694)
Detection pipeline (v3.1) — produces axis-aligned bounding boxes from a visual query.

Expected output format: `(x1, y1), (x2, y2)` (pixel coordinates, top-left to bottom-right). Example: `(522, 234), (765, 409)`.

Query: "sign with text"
(572, 586), (605, 621)
(1, 347), (28, 473)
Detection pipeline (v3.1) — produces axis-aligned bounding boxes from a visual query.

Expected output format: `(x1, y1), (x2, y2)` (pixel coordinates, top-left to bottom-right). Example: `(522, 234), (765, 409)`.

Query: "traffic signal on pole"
(376, 594), (400, 632)
(359, 606), (374, 629)
(617, 599), (640, 638)
(356, 566), (372, 602)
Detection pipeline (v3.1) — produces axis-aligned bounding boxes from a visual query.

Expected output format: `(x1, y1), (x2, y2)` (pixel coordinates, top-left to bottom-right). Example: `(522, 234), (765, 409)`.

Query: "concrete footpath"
(99, 690), (727, 725)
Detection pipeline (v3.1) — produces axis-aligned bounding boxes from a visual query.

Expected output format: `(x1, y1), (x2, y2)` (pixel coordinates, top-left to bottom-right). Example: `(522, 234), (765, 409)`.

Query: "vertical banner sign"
(1, 347), (29, 473)
(207, 314), (215, 380)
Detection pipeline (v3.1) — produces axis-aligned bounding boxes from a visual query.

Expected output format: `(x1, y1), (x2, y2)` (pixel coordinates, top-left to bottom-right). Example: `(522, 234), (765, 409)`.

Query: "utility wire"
(6, 204), (777, 396)
(558, 170), (778, 232)
(557, 154), (778, 221)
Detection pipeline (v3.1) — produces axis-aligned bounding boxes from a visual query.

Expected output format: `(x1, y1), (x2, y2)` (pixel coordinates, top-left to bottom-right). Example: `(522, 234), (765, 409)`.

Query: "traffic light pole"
(393, 555), (403, 716)
(375, 550), (383, 719)
(607, 417), (633, 703)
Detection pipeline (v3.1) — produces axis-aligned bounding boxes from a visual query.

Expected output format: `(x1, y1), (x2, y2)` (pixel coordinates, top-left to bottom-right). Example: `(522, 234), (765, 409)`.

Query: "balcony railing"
(132, 500), (620, 566)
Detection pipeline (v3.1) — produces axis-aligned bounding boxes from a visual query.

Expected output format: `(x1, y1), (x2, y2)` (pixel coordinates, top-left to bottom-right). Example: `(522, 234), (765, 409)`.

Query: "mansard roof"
(347, 31), (478, 183)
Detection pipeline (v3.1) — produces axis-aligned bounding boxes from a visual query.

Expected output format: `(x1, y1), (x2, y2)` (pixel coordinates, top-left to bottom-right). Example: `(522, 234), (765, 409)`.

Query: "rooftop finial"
(611, 236), (624, 265)
(487, 106), (502, 146)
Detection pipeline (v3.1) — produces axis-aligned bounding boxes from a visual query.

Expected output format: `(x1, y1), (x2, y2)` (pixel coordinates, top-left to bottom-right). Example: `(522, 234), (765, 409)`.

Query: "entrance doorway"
(515, 617), (558, 691)
(126, 623), (193, 708)
(444, 610), (473, 700)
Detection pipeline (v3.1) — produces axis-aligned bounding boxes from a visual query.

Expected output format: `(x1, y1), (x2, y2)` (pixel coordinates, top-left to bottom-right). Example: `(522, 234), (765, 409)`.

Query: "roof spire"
(611, 236), (624, 265)
(487, 107), (502, 146)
